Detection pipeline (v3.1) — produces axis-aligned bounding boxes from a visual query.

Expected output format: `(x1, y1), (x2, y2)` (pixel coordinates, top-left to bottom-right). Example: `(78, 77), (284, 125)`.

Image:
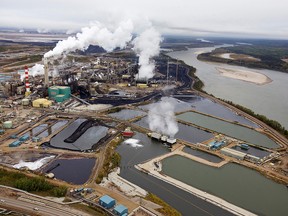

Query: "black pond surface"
(50, 119), (109, 151)
(42, 158), (96, 185)
(183, 147), (223, 163)
(134, 116), (213, 144)
(116, 132), (234, 216)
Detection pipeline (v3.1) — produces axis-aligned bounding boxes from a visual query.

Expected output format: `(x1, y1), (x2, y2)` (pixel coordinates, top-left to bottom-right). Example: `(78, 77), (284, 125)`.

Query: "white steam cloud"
(44, 20), (134, 59)
(20, 63), (44, 81)
(133, 27), (162, 80)
(148, 97), (179, 138)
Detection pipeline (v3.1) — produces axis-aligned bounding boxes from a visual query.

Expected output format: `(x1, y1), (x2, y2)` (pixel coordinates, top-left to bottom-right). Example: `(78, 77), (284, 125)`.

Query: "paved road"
(0, 196), (81, 216)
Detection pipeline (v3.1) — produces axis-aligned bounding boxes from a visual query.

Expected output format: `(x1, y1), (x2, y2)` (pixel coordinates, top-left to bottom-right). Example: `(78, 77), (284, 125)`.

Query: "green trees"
(0, 169), (67, 197)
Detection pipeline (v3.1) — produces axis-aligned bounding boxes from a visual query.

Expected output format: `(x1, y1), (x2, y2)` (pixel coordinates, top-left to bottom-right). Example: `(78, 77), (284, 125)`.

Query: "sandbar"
(216, 67), (272, 85)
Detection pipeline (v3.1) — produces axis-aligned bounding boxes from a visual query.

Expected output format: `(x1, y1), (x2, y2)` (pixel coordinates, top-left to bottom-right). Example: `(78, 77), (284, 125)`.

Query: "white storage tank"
(3, 121), (13, 129)
(22, 98), (30, 106)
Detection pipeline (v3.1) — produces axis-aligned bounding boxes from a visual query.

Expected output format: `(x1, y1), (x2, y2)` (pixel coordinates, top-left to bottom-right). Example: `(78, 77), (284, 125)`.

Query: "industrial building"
(113, 204), (128, 216)
(9, 140), (22, 147)
(98, 195), (116, 209)
(48, 86), (71, 102)
(32, 99), (52, 108)
(19, 134), (30, 142)
(246, 154), (261, 163)
(220, 147), (247, 160)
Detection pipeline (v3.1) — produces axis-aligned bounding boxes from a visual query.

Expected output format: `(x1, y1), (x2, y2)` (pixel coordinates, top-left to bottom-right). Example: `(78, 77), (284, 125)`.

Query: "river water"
(168, 47), (288, 129)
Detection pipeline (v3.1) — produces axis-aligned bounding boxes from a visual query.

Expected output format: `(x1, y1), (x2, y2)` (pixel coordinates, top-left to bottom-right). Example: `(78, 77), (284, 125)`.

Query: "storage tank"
(48, 86), (59, 99)
(3, 121), (12, 129)
(58, 86), (71, 99)
(22, 98), (30, 106)
(55, 94), (66, 103)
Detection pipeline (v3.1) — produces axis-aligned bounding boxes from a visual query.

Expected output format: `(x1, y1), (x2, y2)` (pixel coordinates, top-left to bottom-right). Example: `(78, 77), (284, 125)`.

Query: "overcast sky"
(1, 0), (287, 39)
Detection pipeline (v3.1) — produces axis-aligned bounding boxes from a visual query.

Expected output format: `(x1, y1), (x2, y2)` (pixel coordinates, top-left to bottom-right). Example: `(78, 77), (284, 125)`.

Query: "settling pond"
(162, 155), (288, 216)
(42, 158), (96, 185)
(177, 112), (278, 148)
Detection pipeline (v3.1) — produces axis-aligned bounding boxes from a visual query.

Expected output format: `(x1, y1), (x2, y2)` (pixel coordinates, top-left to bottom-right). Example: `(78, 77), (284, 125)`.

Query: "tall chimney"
(24, 65), (31, 96)
(44, 58), (49, 87)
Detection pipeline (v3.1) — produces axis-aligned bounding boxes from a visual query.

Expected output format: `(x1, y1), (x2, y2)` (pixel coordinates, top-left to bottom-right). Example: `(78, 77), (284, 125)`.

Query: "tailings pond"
(42, 158), (96, 185)
(116, 132), (234, 216)
(134, 116), (213, 144)
(139, 96), (258, 128)
(177, 112), (279, 148)
(162, 155), (288, 216)
(49, 119), (109, 151)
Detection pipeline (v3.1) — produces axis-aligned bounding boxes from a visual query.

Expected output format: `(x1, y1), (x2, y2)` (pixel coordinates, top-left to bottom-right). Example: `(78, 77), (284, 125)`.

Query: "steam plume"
(44, 20), (134, 59)
(133, 27), (162, 80)
(148, 97), (179, 137)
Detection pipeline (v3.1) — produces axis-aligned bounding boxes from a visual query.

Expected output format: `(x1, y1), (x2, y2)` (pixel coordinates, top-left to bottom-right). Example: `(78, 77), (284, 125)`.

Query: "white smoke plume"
(44, 20), (134, 59)
(133, 27), (162, 80)
(148, 97), (179, 138)
(20, 63), (44, 81)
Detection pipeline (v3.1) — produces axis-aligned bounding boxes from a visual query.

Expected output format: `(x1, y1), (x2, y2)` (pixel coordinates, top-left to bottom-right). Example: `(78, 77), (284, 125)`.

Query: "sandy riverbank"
(216, 67), (272, 85)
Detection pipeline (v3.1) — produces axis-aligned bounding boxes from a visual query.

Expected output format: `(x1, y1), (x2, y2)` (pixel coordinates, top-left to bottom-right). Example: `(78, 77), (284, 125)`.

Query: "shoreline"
(216, 67), (272, 85)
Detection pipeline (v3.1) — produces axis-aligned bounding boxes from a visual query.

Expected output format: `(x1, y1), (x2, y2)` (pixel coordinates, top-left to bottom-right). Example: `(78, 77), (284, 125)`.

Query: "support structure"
(24, 65), (31, 97)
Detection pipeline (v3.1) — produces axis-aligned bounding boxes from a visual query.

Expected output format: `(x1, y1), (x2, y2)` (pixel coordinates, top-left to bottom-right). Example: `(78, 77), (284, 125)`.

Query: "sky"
(1, 0), (288, 39)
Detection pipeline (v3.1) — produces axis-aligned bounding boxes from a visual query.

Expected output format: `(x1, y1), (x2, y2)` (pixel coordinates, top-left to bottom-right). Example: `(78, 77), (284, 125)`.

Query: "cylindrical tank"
(48, 86), (59, 99)
(3, 121), (13, 129)
(58, 86), (71, 99)
(55, 94), (65, 103)
(22, 98), (30, 106)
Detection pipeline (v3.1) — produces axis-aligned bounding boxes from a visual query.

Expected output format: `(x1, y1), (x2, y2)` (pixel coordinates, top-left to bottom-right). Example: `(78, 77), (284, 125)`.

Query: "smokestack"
(44, 58), (49, 87)
(24, 65), (31, 96)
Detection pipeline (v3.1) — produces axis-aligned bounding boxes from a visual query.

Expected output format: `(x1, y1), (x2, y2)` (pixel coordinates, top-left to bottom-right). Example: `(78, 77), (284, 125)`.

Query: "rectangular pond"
(177, 112), (279, 148)
(162, 155), (288, 216)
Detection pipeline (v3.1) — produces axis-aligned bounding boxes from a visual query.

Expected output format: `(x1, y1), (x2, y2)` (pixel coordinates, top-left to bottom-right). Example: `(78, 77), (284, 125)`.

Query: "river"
(168, 46), (288, 129)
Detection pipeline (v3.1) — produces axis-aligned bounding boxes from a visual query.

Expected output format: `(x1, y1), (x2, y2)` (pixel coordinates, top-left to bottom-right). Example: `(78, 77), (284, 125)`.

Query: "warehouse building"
(220, 147), (247, 160)
(113, 204), (128, 216)
(98, 195), (115, 209)
(9, 140), (22, 147)
(19, 134), (30, 142)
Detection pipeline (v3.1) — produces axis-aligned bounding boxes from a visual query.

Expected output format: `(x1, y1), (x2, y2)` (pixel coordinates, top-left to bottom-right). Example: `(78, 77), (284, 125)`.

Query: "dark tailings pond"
(42, 158), (95, 185)
(183, 147), (223, 163)
(177, 112), (278, 148)
(116, 133), (234, 216)
(134, 116), (213, 144)
(109, 109), (146, 120)
(50, 119), (109, 151)
(162, 155), (288, 216)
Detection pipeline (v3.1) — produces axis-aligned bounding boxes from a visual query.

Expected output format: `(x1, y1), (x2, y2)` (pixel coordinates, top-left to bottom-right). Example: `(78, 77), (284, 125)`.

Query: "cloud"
(0, 0), (287, 39)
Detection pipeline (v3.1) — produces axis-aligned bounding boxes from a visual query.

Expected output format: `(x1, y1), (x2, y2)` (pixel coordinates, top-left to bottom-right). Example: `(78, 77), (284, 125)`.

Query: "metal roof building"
(220, 147), (247, 160)
(113, 204), (128, 216)
(98, 195), (115, 209)
(9, 140), (22, 147)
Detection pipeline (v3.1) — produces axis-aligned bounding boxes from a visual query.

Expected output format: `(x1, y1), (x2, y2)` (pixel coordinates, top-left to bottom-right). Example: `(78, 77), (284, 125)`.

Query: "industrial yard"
(0, 32), (288, 216)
